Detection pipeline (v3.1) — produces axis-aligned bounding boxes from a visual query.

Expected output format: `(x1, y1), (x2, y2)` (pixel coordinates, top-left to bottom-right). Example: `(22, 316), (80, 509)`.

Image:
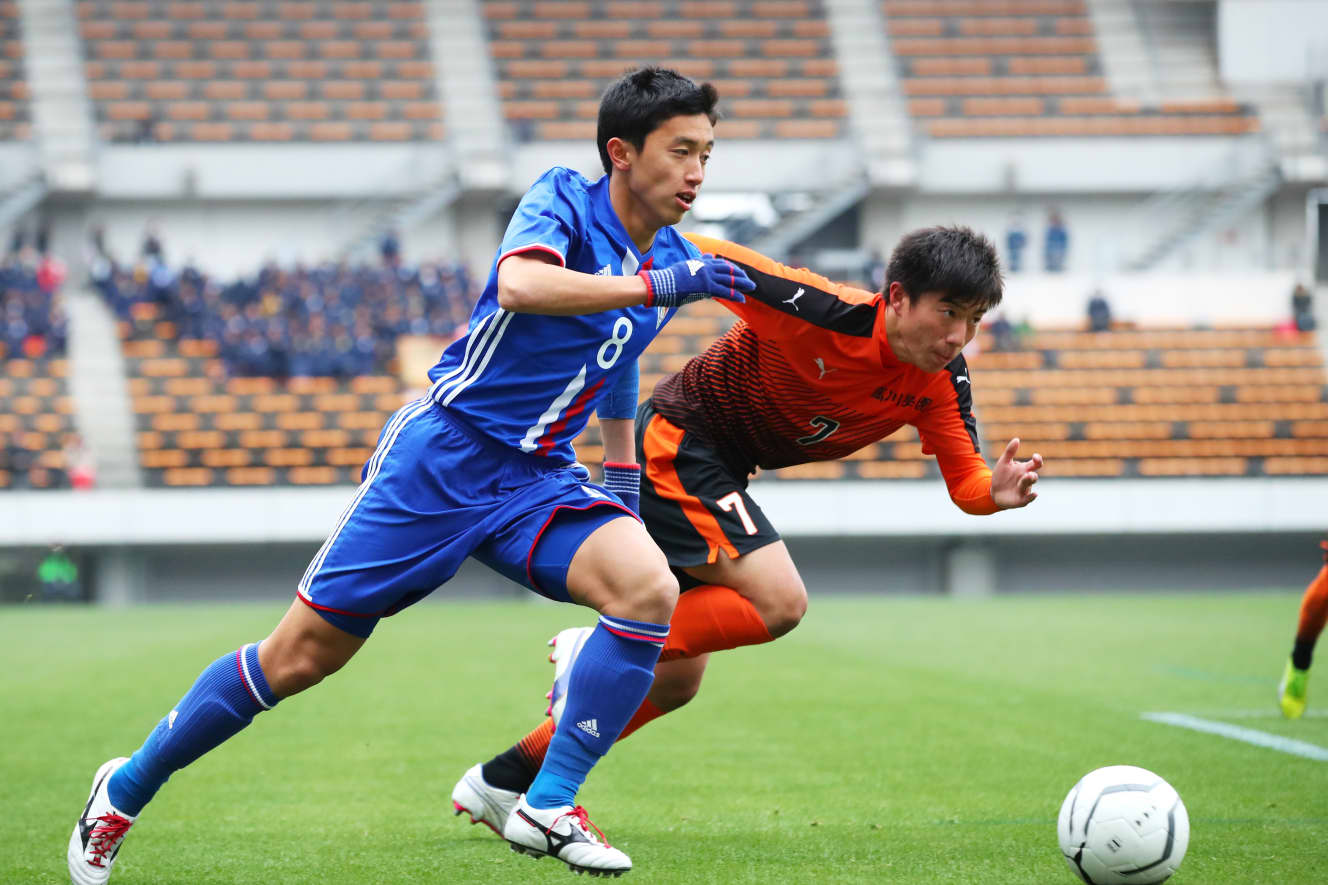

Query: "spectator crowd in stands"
(2, 227), (69, 360)
(89, 228), (475, 379)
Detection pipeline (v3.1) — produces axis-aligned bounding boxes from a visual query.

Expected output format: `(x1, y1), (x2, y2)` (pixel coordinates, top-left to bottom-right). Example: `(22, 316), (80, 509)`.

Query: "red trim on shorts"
(296, 593), (381, 619)
(525, 500), (636, 597)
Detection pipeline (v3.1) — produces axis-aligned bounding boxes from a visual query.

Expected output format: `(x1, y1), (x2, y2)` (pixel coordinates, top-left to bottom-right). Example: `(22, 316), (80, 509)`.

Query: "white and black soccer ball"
(1057, 765), (1189, 885)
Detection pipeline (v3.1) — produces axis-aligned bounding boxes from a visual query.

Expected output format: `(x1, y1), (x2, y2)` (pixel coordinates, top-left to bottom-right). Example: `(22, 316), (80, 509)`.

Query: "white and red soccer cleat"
(547, 626), (593, 725)
(450, 763), (520, 837)
(68, 757), (136, 885)
(503, 795), (631, 877)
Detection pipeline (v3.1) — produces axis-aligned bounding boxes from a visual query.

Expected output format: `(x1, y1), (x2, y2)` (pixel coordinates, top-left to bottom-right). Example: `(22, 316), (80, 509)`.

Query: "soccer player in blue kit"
(68, 66), (754, 883)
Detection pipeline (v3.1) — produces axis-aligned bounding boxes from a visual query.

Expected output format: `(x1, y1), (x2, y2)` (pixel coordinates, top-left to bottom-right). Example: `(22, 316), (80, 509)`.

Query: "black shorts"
(636, 399), (781, 574)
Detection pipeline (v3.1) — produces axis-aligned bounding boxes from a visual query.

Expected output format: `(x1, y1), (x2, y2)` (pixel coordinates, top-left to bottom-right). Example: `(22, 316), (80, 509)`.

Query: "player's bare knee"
(602, 565), (679, 624)
(263, 651), (326, 697)
(261, 635), (354, 697)
(761, 584), (808, 638)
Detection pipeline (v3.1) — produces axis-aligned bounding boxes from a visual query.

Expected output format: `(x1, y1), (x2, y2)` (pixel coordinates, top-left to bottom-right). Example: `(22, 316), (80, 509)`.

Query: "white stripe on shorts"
(298, 397), (432, 601)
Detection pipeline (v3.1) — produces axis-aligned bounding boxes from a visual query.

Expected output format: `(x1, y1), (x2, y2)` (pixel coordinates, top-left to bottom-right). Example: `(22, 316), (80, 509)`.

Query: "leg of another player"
(1281, 541), (1328, 719)
(467, 654), (709, 820)
(476, 542), (805, 791)
(661, 539), (808, 662)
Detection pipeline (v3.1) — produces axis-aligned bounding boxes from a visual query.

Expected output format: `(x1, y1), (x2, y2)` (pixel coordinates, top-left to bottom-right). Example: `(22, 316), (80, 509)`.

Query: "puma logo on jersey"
(814, 357), (837, 379)
(954, 375), (969, 384)
(686, 259), (704, 276)
(783, 287), (805, 310)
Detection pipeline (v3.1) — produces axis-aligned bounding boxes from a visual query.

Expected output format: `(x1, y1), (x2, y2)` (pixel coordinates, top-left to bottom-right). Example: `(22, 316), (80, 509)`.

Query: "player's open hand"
(640, 256), (755, 309)
(991, 437), (1041, 509)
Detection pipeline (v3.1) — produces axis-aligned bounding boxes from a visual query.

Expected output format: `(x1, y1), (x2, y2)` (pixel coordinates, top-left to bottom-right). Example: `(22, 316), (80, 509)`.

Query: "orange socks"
(617, 698), (666, 741)
(1296, 563), (1328, 645)
(659, 584), (773, 663)
(514, 699), (665, 771)
(508, 585), (773, 768)
(515, 718), (555, 771)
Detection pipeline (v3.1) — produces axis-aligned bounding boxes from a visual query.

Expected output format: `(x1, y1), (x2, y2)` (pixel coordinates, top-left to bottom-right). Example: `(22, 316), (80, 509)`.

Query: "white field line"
(1141, 712), (1328, 761)
(1182, 709), (1328, 720)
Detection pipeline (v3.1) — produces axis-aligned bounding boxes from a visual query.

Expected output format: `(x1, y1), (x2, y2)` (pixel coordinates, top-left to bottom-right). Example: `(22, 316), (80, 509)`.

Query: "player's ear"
(886, 281), (908, 311)
(605, 137), (634, 173)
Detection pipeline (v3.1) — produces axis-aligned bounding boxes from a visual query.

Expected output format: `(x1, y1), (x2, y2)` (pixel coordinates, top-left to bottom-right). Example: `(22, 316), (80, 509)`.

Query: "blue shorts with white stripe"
(297, 398), (635, 638)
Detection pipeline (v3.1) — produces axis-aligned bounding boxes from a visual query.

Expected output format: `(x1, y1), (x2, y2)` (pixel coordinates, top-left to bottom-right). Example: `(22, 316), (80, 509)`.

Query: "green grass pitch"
(5, 593), (1327, 884)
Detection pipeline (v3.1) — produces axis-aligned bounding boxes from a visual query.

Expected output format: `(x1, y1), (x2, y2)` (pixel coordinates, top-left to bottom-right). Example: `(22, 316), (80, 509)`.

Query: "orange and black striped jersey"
(650, 234), (997, 515)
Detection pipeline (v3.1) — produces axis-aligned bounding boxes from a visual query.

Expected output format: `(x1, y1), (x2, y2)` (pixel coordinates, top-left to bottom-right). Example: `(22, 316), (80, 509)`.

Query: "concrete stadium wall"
(2, 479), (1322, 604)
(4, 531), (1318, 608)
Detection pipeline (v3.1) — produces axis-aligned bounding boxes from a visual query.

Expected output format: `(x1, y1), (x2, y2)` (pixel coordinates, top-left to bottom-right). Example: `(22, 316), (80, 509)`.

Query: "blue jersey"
(426, 167), (700, 463)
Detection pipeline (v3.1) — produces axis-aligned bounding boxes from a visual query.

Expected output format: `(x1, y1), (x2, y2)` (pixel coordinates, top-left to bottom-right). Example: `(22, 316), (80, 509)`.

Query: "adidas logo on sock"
(576, 718), (600, 738)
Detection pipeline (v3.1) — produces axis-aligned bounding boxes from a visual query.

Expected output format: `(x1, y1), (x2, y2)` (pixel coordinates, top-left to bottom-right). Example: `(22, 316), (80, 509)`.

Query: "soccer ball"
(1057, 765), (1189, 885)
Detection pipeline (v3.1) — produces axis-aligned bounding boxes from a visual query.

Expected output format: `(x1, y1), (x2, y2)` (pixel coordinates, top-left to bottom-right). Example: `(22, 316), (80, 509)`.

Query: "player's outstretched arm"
(990, 437), (1042, 509)
(497, 252), (753, 316)
(498, 253), (652, 315)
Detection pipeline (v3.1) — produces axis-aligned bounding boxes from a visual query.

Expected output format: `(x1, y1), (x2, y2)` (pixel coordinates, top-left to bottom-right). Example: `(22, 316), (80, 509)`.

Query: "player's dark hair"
(597, 67), (719, 174)
(886, 225), (1003, 310)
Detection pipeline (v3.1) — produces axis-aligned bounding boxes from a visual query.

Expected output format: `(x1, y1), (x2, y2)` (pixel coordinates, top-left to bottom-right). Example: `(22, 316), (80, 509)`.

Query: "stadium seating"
(75, 0), (443, 142)
(0, 357), (78, 490)
(620, 310), (1328, 482)
(0, 257), (77, 491)
(2, 257), (68, 362)
(883, 0), (1258, 137)
(112, 256), (475, 487)
(0, 0), (28, 142)
(964, 326), (1328, 478)
(484, 0), (846, 141)
(99, 257), (471, 379)
(125, 343), (404, 487)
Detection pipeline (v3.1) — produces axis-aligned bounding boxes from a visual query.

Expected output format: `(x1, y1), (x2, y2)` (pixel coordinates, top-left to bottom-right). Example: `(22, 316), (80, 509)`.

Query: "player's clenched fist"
(639, 255), (756, 309)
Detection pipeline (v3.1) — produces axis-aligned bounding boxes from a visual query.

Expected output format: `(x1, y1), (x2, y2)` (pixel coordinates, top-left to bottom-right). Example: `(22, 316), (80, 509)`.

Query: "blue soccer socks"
(108, 643), (278, 816)
(525, 615), (668, 810)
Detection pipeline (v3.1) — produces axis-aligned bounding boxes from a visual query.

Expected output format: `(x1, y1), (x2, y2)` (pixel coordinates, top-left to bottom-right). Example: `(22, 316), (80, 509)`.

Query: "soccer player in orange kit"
(451, 226), (1044, 828)
(1279, 539), (1328, 718)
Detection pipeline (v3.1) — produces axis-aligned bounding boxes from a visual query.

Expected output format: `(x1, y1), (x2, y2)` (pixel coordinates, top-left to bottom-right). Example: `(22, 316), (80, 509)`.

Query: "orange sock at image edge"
(1296, 564), (1328, 645)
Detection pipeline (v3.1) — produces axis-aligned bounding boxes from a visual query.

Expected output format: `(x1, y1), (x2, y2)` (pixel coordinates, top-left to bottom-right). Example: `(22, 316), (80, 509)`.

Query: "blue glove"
(639, 255), (755, 309)
(602, 462), (641, 516)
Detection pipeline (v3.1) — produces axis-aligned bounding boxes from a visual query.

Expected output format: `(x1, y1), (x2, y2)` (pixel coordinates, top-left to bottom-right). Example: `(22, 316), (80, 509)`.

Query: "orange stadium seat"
(487, 0), (845, 141)
(76, 0), (440, 141)
(884, 0), (1258, 137)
